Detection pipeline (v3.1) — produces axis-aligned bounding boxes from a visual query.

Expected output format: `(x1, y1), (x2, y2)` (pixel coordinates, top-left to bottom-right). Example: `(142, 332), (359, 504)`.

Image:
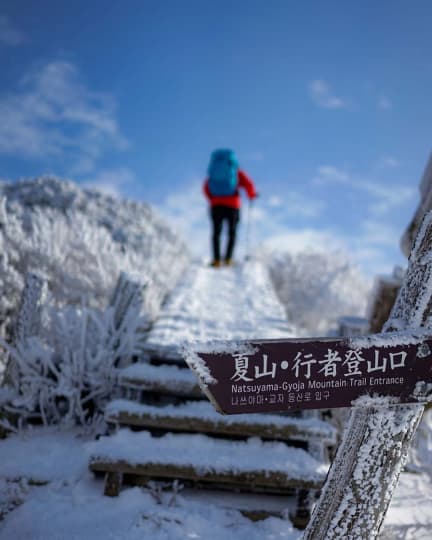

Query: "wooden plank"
(129, 474), (296, 497)
(90, 459), (324, 493)
(149, 354), (186, 366)
(303, 210), (432, 540)
(239, 509), (285, 522)
(89, 429), (327, 497)
(105, 401), (336, 444)
(120, 377), (203, 399)
(118, 364), (203, 399)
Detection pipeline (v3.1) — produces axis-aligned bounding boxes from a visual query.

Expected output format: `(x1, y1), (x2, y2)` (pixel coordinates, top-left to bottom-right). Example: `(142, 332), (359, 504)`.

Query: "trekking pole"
(244, 198), (253, 261)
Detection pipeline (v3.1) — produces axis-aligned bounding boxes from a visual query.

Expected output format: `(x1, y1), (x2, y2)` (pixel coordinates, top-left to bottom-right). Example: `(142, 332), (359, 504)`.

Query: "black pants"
(211, 206), (240, 261)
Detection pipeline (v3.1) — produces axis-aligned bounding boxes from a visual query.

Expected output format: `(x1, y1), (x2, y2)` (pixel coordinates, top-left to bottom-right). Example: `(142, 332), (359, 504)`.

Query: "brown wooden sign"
(186, 334), (432, 414)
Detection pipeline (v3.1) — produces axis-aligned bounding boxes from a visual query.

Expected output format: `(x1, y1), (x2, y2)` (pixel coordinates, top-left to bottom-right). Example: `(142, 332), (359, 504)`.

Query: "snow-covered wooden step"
(89, 429), (328, 496)
(105, 399), (337, 445)
(144, 348), (185, 365)
(118, 363), (203, 399)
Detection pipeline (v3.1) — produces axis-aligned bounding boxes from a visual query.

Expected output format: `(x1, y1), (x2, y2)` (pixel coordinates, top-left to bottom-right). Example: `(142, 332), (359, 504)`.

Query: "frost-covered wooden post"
(110, 272), (145, 331)
(14, 272), (45, 343)
(400, 152), (432, 257)
(3, 272), (44, 385)
(368, 270), (403, 333)
(303, 211), (432, 540)
(109, 272), (147, 369)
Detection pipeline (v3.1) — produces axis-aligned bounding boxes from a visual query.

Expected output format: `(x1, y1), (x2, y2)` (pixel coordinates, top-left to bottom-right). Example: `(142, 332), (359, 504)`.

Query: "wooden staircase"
(89, 357), (337, 528)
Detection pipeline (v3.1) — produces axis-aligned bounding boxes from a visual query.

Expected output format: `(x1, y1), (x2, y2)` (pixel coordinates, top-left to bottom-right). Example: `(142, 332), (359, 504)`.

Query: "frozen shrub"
(263, 248), (371, 336)
(1, 299), (148, 427)
(0, 177), (190, 337)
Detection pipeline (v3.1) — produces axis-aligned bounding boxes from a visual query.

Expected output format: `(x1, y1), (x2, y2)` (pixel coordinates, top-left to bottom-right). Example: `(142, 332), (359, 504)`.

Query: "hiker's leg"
(225, 208), (240, 261)
(211, 206), (224, 262)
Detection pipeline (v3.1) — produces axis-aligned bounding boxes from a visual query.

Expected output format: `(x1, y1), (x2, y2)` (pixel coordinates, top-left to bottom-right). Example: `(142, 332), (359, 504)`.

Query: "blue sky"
(0, 0), (431, 276)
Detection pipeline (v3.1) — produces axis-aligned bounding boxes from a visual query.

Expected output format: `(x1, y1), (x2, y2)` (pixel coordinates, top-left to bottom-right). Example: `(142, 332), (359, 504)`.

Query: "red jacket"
(203, 169), (257, 209)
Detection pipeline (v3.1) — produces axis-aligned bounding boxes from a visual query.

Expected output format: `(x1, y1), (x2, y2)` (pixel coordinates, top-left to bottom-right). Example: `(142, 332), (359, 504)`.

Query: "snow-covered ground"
(0, 419), (431, 540)
(144, 259), (297, 360)
(1, 258), (431, 539)
(0, 426), (300, 540)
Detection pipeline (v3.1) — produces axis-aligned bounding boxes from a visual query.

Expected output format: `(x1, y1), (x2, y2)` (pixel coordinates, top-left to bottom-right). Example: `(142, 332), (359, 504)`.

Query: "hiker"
(203, 149), (258, 267)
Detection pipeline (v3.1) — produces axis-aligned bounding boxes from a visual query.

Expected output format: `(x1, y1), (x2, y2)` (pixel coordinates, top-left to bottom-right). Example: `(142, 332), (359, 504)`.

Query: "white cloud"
(379, 156), (399, 168)
(378, 96), (393, 110)
(268, 196), (282, 207)
(0, 61), (128, 173)
(0, 15), (25, 46)
(308, 80), (346, 109)
(351, 246), (398, 276)
(156, 179), (405, 276)
(259, 226), (393, 277)
(262, 223), (406, 278)
(313, 164), (415, 216)
(156, 181), (210, 259)
(83, 167), (137, 198)
(350, 219), (410, 276)
(360, 221), (400, 247)
(309, 163), (413, 273)
(365, 184), (414, 215)
(257, 192), (324, 220)
(313, 165), (350, 185)
(244, 151), (265, 162)
(261, 229), (346, 254)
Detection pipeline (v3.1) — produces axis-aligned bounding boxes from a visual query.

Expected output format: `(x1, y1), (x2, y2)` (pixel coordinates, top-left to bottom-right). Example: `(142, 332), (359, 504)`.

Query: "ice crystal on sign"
(417, 343), (431, 358)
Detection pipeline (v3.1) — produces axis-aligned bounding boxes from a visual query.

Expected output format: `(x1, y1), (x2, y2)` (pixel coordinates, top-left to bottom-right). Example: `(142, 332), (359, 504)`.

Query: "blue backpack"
(207, 149), (239, 196)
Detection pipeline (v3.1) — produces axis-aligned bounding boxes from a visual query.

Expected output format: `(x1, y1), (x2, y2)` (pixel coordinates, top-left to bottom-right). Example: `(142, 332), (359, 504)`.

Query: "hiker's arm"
(238, 170), (258, 199)
(203, 179), (211, 201)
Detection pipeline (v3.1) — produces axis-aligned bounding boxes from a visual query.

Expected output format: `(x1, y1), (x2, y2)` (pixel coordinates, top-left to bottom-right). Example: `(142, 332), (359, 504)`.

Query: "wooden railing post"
(110, 271), (146, 331)
(303, 211), (432, 539)
(368, 271), (403, 333)
(400, 152), (432, 257)
(3, 272), (44, 386)
(13, 272), (44, 344)
(109, 272), (147, 369)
